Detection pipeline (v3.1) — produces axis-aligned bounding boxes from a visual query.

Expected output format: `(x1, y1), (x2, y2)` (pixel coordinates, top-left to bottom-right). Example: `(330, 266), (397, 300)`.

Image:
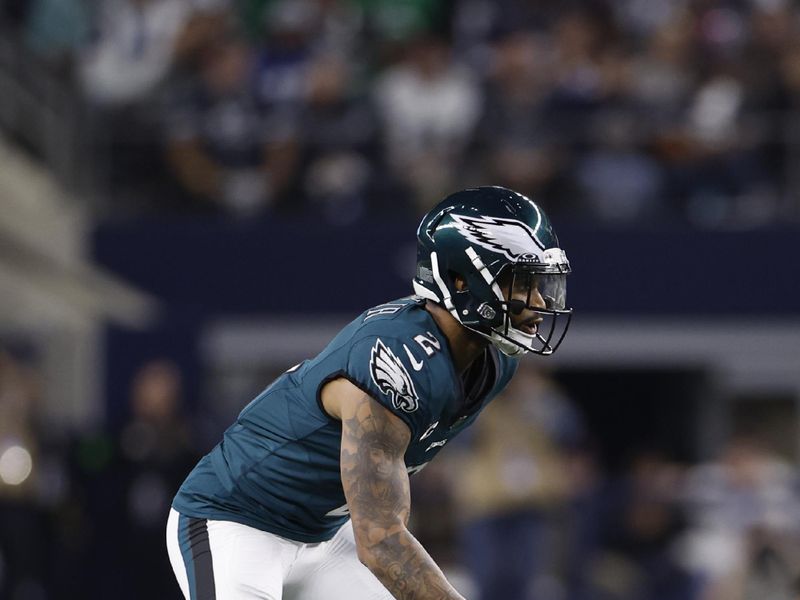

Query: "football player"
(166, 186), (572, 599)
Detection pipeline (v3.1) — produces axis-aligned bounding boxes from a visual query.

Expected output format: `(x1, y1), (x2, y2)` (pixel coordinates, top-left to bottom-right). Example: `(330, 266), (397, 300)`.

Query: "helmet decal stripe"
(451, 214), (546, 259)
(465, 246), (505, 303)
(429, 252), (456, 313)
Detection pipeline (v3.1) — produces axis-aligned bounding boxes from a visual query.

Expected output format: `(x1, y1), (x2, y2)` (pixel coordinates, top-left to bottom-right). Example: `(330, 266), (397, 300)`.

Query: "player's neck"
(424, 300), (489, 373)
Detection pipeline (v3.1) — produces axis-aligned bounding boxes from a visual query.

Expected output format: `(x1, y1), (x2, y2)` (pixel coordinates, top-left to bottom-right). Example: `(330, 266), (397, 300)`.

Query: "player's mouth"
(517, 317), (543, 336)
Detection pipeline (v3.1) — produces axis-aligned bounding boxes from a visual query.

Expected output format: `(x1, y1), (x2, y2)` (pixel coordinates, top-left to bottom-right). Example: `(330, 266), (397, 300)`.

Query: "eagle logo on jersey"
(451, 213), (545, 260)
(369, 338), (419, 413)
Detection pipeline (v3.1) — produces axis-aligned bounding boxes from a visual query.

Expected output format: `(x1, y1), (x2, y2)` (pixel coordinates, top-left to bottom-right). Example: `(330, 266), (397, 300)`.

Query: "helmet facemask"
(486, 263), (572, 357)
(420, 246), (572, 357)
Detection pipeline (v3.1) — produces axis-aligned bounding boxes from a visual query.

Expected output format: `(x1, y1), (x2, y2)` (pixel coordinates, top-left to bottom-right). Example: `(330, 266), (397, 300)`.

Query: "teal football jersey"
(172, 296), (518, 542)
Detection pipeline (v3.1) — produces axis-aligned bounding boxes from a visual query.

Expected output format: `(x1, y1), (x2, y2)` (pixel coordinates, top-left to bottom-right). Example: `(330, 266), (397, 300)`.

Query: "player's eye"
(510, 271), (539, 296)
(497, 268), (542, 306)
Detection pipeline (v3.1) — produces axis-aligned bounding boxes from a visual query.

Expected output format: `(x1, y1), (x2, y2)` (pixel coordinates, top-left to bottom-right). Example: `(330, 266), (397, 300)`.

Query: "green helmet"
(413, 186), (572, 356)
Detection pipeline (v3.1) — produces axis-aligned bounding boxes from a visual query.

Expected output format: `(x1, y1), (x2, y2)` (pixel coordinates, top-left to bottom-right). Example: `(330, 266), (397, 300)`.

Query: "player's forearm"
(357, 526), (466, 600)
(340, 392), (464, 598)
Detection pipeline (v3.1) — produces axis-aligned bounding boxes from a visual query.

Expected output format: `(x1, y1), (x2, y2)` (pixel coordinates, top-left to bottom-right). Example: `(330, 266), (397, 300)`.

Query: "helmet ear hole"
(452, 274), (469, 292)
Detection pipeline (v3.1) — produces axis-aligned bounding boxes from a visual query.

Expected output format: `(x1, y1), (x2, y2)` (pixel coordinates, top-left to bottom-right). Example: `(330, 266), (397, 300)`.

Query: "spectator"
(294, 54), (394, 223)
(73, 0), (231, 208)
(358, 0), (447, 44)
(253, 0), (319, 108)
(672, 65), (774, 226)
(629, 15), (694, 124)
(548, 10), (610, 112)
(575, 110), (666, 222)
(56, 358), (201, 600)
(165, 34), (299, 215)
(475, 31), (566, 209)
(78, 0), (228, 107)
(597, 451), (698, 600)
(611, 0), (687, 40)
(450, 366), (586, 600)
(8, 0), (800, 223)
(680, 435), (800, 600)
(374, 34), (482, 212)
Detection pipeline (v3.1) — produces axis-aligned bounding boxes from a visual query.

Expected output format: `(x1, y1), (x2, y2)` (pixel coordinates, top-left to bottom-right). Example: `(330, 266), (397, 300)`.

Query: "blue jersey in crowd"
(172, 296), (518, 543)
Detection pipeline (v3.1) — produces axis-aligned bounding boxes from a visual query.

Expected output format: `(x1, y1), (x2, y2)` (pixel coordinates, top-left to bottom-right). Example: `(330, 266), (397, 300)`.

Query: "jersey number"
(414, 332), (441, 357)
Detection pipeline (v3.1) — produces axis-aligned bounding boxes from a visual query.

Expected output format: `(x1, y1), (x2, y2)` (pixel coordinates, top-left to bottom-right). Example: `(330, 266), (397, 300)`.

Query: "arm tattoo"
(340, 394), (465, 600)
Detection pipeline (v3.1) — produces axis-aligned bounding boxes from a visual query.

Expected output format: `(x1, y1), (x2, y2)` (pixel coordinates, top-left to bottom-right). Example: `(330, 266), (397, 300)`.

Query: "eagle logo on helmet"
(369, 338), (419, 413)
(451, 214), (546, 260)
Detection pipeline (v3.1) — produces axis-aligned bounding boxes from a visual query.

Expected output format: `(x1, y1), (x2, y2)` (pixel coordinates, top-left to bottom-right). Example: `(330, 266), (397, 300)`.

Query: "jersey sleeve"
(345, 334), (433, 441)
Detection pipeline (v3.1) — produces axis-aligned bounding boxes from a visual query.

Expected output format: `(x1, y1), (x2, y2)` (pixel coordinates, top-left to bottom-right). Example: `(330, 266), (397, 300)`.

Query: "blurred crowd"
(4, 1), (800, 598)
(0, 350), (202, 600)
(2, 0), (800, 225)
(3, 346), (800, 600)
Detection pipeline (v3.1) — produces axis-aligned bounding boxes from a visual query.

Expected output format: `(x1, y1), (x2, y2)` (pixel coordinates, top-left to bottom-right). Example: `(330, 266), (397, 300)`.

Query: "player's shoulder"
(360, 296), (428, 322)
(349, 297), (448, 372)
(342, 297), (453, 420)
(347, 296), (446, 373)
(353, 296), (432, 338)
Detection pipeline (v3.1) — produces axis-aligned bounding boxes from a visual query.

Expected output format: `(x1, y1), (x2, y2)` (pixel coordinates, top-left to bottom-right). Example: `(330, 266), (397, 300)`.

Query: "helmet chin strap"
(454, 317), (530, 357)
(490, 326), (536, 356)
(486, 330), (528, 356)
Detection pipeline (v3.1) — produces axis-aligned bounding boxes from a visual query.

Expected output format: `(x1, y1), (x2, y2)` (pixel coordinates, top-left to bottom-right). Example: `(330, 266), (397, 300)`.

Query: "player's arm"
(324, 378), (466, 600)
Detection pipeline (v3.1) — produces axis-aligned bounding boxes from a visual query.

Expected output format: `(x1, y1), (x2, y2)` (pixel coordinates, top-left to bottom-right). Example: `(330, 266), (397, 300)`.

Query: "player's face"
(495, 268), (547, 335)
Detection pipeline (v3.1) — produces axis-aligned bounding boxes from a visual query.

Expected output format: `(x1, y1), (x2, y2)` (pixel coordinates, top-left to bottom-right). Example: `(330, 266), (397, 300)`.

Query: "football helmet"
(413, 186), (572, 356)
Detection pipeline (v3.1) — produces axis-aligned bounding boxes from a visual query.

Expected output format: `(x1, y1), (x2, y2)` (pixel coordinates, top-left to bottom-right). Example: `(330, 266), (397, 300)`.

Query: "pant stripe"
(178, 515), (217, 600)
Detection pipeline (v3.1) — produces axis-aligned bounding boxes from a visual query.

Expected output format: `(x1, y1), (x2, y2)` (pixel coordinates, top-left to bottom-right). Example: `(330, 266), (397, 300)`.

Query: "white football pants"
(166, 508), (393, 600)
